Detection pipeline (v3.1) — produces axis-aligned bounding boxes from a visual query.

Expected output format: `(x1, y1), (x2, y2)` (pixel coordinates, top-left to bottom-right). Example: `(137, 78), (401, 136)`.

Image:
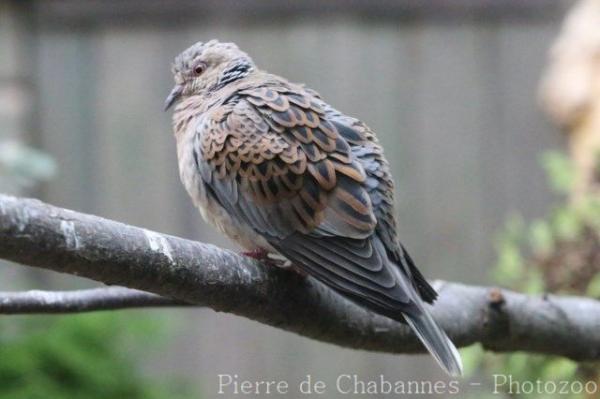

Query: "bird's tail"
(404, 303), (463, 377)
(385, 245), (463, 377)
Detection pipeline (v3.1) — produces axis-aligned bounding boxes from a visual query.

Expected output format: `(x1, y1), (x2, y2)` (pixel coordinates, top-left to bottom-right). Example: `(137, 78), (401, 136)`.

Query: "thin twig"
(0, 287), (188, 314)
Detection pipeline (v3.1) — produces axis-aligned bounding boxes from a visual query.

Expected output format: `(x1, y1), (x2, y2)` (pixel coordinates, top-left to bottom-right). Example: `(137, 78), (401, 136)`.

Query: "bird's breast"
(176, 121), (271, 251)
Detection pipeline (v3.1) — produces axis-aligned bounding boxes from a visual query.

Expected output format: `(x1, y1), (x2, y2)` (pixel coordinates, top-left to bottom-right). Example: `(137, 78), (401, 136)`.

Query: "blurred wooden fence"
(6, 0), (568, 396)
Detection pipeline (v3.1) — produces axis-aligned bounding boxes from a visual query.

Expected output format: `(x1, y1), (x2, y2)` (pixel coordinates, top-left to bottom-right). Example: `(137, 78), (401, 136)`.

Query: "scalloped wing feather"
(194, 82), (435, 316)
(198, 86), (375, 239)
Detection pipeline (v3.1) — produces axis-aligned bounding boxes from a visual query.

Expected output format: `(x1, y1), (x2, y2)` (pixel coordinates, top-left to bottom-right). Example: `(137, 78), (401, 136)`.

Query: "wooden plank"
(36, 0), (566, 28)
(92, 27), (182, 233)
(496, 21), (565, 218)
(37, 32), (99, 211)
(408, 22), (490, 283)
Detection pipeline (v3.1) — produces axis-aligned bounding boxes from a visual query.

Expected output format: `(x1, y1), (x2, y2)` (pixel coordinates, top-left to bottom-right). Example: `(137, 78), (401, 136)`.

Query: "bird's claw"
(240, 249), (294, 269)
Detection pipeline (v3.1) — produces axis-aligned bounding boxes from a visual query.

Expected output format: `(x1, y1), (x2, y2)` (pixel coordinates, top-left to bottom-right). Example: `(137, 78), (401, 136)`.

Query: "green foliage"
(541, 151), (575, 194)
(461, 150), (600, 398)
(493, 216), (526, 286)
(586, 274), (600, 297)
(528, 219), (554, 257)
(0, 312), (196, 399)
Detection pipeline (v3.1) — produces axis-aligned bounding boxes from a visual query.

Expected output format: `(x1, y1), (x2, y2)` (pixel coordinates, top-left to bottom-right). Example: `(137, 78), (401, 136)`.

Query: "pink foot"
(240, 248), (269, 261)
(240, 248), (292, 269)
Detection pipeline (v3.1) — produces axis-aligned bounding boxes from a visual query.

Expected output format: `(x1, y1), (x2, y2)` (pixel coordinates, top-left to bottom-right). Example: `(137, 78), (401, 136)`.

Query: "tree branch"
(0, 287), (188, 314)
(0, 194), (599, 361)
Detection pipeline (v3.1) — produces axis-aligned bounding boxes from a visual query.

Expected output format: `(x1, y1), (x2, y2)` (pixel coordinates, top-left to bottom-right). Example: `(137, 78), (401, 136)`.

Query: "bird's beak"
(164, 84), (183, 111)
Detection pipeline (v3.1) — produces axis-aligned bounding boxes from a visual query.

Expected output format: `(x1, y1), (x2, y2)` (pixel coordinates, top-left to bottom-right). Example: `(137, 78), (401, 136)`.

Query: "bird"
(165, 40), (463, 376)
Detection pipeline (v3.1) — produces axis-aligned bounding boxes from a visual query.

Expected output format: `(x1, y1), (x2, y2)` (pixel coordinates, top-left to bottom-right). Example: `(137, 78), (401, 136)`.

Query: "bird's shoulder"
(198, 75), (374, 181)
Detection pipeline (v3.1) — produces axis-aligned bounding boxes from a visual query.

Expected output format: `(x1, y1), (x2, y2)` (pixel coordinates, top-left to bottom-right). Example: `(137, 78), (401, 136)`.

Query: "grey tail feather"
(388, 243), (462, 376)
(404, 308), (463, 377)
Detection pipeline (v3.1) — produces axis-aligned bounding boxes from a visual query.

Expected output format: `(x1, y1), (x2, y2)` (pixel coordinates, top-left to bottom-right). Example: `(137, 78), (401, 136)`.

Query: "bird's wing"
(196, 84), (421, 312)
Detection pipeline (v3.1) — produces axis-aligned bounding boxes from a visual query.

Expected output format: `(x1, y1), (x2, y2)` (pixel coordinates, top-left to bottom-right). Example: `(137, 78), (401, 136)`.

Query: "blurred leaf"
(540, 151), (575, 194)
(586, 274), (600, 298)
(552, 207), (582, 241)
(493, 216), (526, 284)
(540, 358), (577, 381)
(459, 344), (485, 377)
(524, 268), (545, 294)
(503, 353), (530, 377)
(0, 312), (197, 399)
(529, 219), (554, 256)
(577, 197), (600, 230)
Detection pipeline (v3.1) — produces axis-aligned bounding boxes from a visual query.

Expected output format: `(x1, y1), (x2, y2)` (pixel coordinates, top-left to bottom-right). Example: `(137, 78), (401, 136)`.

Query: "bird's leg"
(240, 247), (269, 261)
(240, 248), (300, 272)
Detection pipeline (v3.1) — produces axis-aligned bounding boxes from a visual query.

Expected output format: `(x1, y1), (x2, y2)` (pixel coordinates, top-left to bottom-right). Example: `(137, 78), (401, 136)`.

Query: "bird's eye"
(193, 63), (205, 76)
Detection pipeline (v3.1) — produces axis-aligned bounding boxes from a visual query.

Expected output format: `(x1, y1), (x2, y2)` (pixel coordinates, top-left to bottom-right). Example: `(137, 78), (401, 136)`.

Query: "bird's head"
(164, 40), (255, 110)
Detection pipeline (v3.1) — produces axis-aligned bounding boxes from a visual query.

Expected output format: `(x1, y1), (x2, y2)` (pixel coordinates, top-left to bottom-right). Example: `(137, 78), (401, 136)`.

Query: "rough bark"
(0, 194), (599, 361)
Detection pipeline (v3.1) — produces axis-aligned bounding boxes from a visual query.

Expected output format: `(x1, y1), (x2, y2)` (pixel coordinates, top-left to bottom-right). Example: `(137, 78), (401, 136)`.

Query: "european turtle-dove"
(165, 40), (462, 376)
